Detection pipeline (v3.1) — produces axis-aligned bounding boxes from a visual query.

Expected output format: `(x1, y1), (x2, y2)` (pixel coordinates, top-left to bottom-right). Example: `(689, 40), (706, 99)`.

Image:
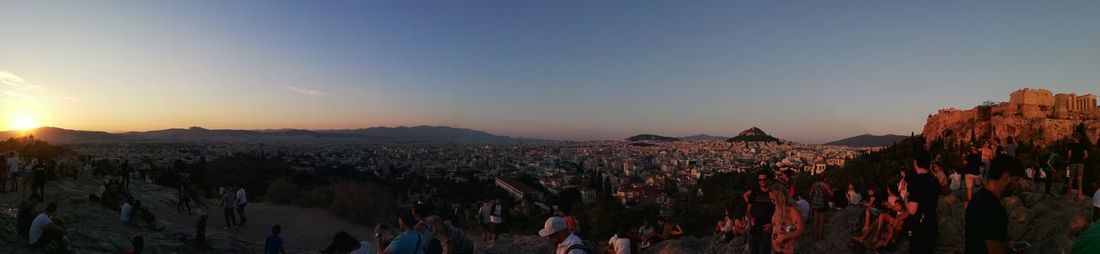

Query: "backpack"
(810, 185), (827, 210)
(565, 243), (592, 254)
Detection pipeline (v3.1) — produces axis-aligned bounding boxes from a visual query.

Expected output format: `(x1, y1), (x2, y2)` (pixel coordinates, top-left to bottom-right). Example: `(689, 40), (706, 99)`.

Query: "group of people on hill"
(710, 135), (1073, 254)
(317, 203), (477, 254)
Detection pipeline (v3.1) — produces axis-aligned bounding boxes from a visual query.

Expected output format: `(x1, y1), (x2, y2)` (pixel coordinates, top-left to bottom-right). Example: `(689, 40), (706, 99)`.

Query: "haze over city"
(3, 1), (1100, 143)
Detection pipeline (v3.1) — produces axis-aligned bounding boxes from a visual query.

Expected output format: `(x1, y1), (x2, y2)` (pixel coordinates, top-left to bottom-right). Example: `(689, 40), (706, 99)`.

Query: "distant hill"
(726, 127), (780, 143)
(0, 126), (547, 144)
(626, 134), (680, 142)
(679, 134), (729, 141)
(824, 134), (908, 147)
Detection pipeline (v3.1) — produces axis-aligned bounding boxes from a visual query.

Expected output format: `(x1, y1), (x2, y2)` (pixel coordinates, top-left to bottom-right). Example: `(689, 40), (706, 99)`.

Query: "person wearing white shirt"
(539, 216), (588, 254)
(846, 184), (862, 206)
(1093, 188), (1100, 222)
(236, 186), (248, 226)
(120, 199), (134, 223)
(5, 152), (18, 192)
(29, 202), (61, 247)
(608, 232), (631, 254)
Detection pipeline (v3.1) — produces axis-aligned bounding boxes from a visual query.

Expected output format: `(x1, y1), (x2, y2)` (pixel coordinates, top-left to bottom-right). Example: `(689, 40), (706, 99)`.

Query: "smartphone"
(1011, 241), (1031, 252)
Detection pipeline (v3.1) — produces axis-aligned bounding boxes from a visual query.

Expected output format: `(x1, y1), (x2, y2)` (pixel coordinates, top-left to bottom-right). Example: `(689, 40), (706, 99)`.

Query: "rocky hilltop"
(726, 127), (780, 143)
(924, 88), (1100, 146)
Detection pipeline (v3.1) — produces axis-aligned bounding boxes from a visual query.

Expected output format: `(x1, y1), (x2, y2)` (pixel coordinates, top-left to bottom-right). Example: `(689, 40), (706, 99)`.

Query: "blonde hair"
(769, 184), (795, 222)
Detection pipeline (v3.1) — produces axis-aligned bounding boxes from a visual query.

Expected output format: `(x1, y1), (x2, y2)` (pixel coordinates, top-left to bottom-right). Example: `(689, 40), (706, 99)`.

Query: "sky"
(2, 1), (1100, 143)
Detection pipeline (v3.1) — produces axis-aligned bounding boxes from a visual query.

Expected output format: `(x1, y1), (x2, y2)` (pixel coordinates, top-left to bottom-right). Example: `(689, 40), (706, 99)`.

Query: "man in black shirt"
(964, 145), (983, 201)
(1068, 137), (1090, 200)
(906, 146), (940, 254)
(965, 155), (1024, 254)
(743, 172), (775, 254)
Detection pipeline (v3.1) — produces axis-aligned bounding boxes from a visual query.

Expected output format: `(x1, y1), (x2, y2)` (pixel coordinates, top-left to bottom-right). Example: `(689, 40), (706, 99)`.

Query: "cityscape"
(3, 1), (1100, 254)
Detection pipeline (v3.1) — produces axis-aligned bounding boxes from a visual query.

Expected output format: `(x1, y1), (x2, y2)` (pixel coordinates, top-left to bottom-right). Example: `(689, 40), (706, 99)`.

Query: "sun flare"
(10, 114), (39, 131)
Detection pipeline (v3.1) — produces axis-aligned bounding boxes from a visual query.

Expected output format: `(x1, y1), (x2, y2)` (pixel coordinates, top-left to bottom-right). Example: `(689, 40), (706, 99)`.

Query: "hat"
(538, 216), (568, 237)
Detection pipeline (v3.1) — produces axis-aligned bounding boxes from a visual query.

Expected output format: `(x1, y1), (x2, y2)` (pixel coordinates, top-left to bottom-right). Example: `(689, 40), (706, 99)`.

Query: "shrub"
(296, 185), (335, 208)
(330, 181), (395, 224)
(266, 178), (298, 204)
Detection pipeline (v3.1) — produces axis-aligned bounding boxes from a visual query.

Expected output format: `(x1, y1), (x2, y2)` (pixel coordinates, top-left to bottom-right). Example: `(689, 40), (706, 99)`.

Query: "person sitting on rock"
(427, 215), (475, 254)
(17, 194), (41, 239)
(852, 199), (908, 249)
(30, 202), (69, 252)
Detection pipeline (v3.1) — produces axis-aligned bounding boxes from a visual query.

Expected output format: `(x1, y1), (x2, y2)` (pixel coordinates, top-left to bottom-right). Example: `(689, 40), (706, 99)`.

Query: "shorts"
(1071, 164), (1085, 178)
(488, 223), (500, 233)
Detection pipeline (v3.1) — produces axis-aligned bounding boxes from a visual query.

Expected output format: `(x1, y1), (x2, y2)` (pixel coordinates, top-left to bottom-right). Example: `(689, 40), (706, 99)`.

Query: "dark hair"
(323, 231), (360, 253)
(399, 210), (419, 227)
(913, 147), (931, 169)
(46, 202), (57, 213)
(756, 171), (771, 178)
(272, 224), (282, 235)
(989, 155), (1024, 180)
(1006, 136), (1015, 144)
(131, 235), (145, 254)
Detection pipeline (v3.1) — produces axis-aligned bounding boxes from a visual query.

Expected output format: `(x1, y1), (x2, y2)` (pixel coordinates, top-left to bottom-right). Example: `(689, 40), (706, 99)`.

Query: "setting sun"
(10, 113), (39, 131)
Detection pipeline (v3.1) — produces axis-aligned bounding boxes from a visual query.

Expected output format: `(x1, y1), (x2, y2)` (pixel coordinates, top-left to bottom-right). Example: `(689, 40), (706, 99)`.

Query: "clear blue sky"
(2, 1), (1099, 143)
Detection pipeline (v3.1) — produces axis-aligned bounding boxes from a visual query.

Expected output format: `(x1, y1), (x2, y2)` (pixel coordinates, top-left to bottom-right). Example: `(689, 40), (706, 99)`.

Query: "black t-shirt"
(1070, 143), (1088, 164)
(965, 188), (1007, 254)
(965, 154), (983, 175)
(748, 188), (775, 235)
(905, 171), (940, 232)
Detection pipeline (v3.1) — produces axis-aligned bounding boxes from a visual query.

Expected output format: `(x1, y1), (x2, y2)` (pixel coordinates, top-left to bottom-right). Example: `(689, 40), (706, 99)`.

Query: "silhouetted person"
(220, 187), (237, 229)
(265, 224), (287, 254)
(236, 186), (248, 226)
(906, 146), (941, 254)
(1069, 136), (1090, 200)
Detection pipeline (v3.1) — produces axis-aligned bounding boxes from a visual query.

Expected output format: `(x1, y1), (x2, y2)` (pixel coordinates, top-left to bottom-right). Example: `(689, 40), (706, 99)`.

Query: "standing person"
(32, 159), (47, 200)
(21, 159), (35, 199)
(378, 211), (431, 254)
(965, 155), (1023, 254)
(195, 197), (209, 247)
(743, 172), (775, 254)
(236, 186), (249, 226)
(0, 152), (8, 193)
(776, 170), (795, 198)
(477, 200), (490, 240)
(964, 145), (983, 201)
(450, 206), (465, 230)
(906, 146), (942, 254)
(1069, 136), (1091, 200)
(265, 224), (287, 254)
(770, 184), (804, 254)
(121, 197), (135, 223)
(981, 141), (995, 178)
(1042, 152), (1058, 196)
(6, 152), (19, 192)
(808, 176), (833, 241)
(220, 187), (237, 229)
(607, 231), (631, 254)
(488, 197), (503, 243)
(538, 216), (589, 254)
(794, 194), (810, 221)
(1002, 136), (1018, 158)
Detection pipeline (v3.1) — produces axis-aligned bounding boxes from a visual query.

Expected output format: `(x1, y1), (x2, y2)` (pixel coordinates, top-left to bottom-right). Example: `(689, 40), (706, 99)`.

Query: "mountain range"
(0, 126), (547, 145)
(823, 134), (908, 147)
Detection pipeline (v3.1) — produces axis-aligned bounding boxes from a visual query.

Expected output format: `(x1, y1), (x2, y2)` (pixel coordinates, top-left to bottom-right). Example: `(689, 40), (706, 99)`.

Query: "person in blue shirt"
(379, 211), (430, 254)
(265, 224), (286, 254)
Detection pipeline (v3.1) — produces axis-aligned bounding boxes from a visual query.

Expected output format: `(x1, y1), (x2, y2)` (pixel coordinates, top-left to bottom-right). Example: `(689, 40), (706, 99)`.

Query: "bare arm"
(985, 240), (1006, 254)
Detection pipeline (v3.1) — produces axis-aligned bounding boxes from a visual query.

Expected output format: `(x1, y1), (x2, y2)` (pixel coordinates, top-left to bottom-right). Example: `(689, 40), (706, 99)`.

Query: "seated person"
(30, 202), (69, 252)
(17, 195), (41, 239)
(852, 199), (909, 248)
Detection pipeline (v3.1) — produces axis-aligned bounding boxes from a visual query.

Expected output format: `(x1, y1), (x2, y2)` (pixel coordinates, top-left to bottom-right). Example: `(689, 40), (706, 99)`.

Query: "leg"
(237, 203), (247, 225)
